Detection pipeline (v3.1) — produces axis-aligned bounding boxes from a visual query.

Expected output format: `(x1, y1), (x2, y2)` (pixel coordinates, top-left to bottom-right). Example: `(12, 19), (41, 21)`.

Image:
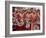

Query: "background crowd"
(12, 7), (40, 31)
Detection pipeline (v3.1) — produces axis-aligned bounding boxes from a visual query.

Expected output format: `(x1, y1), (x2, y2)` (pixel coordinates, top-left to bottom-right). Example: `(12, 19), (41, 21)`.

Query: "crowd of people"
(12, 7), (40, 31)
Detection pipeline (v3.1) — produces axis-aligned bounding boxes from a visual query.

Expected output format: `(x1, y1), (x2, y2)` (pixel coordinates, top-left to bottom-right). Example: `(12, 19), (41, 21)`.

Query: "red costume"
(15, 25), (25, 31)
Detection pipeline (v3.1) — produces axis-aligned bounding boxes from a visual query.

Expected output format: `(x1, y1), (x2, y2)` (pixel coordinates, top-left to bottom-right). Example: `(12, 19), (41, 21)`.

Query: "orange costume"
(29, 12), (36, 30)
